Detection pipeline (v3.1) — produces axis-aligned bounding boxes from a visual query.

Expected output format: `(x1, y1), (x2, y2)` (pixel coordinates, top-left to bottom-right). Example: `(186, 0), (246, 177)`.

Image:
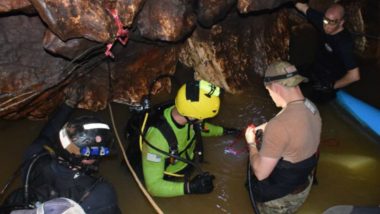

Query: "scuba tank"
(123, 75), (205, 178)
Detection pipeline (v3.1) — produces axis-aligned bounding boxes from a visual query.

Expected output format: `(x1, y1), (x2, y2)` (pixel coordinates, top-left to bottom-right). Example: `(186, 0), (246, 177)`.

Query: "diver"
(126, 79), (240, 197)
(0, 88), (121, 214)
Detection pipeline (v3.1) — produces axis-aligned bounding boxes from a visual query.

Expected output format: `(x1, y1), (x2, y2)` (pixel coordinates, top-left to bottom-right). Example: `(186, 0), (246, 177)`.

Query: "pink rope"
(105, 8), (129, 58)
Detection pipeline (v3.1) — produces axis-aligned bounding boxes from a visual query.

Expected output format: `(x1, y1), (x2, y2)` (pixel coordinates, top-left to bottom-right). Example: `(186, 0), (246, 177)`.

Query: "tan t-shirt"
(260, 99), (321, 163)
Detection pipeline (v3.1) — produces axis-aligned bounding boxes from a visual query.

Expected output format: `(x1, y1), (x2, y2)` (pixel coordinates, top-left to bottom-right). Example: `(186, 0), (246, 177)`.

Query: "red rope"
(105, 8), (129, 58)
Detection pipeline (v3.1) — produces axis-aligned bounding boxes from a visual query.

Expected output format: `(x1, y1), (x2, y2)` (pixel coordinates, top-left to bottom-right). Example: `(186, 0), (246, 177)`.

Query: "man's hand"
(185, 172), (215, 194)
(245, 124), (264, 149)
(294, 2), (309, 15)
(245, 125), (257, 147)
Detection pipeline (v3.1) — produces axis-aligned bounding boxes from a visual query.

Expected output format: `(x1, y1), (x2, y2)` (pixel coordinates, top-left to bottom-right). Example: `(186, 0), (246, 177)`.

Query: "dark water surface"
(1, 80), (379, 213)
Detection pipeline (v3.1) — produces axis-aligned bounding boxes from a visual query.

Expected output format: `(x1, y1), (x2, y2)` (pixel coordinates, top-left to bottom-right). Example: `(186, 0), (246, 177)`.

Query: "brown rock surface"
(0, 0), (373, 119)
(136, 0), (197, 41)
(0, 0), (34, 13)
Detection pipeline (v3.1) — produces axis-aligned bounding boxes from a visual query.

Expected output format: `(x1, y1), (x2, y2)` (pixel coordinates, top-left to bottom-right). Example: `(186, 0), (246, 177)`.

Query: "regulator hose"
(247, 159), (261, 214)
(24, 153), (50, 206)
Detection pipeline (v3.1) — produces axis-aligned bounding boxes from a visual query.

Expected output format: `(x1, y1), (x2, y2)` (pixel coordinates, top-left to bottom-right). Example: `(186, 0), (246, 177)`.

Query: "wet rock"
(0, 15), (69, 120)
(116, 0), (146, 27)
(179, 10), (290, 93)
(136, 0), (197, 41)
(29, 0), (117, 43)
(43, 30), (99, 60)
(0, 0), (34, 13)
(196, 0), (236, 27)
(111, 42), (179, 105)
(237, 0), (294, 13)
(341, 1), (367, 53)
(77, 64), (111, 111)
(0, 0), (373, 120)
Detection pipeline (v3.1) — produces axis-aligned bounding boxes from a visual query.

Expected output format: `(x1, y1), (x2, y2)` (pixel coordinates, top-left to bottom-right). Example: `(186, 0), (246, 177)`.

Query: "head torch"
(264, 71), (299, 84)
(323, 17), (340, 25)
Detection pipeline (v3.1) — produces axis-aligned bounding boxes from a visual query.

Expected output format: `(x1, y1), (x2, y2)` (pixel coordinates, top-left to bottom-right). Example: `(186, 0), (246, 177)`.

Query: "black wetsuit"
(6, 104), (121, 214)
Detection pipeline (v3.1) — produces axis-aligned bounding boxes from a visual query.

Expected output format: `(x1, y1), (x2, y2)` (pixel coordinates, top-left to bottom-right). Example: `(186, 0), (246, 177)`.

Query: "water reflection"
(322, 153), (377, 170)
(1, 82), (379, 213)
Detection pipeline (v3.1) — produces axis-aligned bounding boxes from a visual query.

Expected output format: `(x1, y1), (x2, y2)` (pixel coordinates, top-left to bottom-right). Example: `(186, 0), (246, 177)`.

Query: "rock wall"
(0, 0), (375, 119)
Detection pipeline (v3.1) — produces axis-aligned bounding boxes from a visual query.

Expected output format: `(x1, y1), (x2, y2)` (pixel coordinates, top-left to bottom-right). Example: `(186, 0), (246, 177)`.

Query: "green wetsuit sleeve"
(201, 122), (224, 137)
(142, 127), (185, 197)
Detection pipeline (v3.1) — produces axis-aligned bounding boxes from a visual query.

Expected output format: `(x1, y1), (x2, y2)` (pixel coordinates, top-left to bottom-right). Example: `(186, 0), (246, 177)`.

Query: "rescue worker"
(245, 61), (321, 213)
(0, 89), (121, 214)
(140, 80), (240, 197)
(295, 2), (360, 103)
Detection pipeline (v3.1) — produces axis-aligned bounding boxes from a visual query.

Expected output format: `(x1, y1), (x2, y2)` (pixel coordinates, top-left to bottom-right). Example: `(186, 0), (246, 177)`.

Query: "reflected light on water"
(322, 153), (377, 170)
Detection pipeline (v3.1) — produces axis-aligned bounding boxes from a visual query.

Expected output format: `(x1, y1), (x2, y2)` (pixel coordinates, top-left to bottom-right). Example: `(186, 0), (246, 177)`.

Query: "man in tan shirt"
(245, 60), (322, 213)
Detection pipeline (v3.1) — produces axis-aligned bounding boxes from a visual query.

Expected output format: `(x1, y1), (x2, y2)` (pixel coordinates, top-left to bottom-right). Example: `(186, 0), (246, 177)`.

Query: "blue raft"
(336, 90), (380, 136)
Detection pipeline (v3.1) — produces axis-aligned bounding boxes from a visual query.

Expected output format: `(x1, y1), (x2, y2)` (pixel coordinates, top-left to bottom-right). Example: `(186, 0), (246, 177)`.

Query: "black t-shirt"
(306, 8), (358, 81)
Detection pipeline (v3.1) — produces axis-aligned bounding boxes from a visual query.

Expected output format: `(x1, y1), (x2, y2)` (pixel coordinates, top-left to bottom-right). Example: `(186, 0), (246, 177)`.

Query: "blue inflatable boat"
(336, 90), (380, 136)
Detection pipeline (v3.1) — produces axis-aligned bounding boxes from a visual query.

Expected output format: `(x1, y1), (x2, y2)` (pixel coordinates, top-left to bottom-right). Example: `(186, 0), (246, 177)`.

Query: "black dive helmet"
(58, 116), (113, 166)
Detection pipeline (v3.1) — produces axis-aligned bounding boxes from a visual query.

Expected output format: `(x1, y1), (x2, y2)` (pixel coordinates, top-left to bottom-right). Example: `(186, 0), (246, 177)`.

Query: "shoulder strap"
(151, 114), (178, 155)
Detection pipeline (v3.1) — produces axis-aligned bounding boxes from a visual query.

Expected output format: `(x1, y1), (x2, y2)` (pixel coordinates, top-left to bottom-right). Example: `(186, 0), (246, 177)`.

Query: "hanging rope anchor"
(105, 8), (129, 58)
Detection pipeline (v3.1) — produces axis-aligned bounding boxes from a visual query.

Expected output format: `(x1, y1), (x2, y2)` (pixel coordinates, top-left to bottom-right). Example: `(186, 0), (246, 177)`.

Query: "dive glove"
(185, 172), (215, 194)
(223, 127), (241, 136)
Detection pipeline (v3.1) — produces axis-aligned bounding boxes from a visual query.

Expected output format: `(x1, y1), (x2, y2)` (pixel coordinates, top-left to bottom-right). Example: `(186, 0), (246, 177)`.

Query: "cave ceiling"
(0, 0), (370, 119)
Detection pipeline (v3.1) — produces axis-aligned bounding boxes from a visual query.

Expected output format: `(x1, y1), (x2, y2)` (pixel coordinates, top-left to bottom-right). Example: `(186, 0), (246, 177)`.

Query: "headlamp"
(323, 17), (340, 25)
(264, 71), (299, 84)
(199, 80), (220, 97)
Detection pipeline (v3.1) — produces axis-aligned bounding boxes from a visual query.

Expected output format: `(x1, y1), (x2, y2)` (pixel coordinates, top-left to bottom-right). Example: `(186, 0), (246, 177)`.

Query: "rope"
(246, 123), (261, 213)
(107, 103), (164, 214)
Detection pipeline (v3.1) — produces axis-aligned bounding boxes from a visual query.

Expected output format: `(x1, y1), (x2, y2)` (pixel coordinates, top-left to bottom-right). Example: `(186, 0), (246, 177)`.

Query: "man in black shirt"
(295, 3), (360, 102)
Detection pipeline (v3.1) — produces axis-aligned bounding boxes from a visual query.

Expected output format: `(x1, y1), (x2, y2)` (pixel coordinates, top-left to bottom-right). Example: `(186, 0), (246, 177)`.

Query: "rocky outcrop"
(0, 0), (372, 119)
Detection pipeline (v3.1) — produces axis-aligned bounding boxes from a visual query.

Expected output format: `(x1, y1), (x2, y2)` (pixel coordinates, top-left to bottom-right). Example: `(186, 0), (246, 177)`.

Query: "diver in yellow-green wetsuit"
(140, 80), (240, 197)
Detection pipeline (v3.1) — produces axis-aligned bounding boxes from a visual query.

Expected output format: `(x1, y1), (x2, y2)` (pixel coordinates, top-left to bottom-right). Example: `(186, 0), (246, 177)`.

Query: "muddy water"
(1, 79), (379, 213)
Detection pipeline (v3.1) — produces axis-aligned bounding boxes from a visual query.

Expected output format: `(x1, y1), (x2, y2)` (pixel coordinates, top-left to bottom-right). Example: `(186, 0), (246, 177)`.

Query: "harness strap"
(193, 122), (204, 162)
(151, 115), (179, 165)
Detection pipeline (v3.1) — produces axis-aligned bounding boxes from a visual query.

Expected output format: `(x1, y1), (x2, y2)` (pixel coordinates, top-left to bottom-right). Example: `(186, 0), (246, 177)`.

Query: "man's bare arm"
(334, 67), (360, 89)
(249, 146), (279, 180)
(295, 2), (309, 15)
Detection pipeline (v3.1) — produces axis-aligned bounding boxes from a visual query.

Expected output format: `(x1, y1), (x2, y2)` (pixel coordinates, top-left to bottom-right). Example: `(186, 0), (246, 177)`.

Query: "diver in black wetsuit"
(1, 89), (121, 214)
